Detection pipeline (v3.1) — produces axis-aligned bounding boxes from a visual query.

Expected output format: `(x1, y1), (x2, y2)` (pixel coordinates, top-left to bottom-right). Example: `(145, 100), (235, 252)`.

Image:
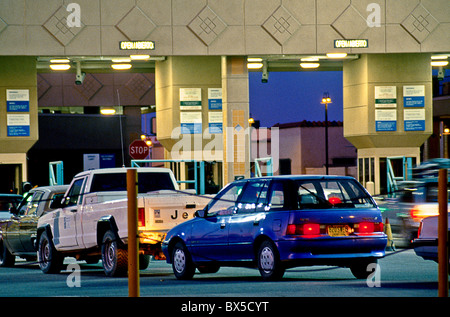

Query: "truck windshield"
(90, 172), (176, 193)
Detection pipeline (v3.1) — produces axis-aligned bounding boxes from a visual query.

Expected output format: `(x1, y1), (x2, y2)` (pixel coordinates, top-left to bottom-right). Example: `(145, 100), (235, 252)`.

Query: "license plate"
(327, 225), (350, 237)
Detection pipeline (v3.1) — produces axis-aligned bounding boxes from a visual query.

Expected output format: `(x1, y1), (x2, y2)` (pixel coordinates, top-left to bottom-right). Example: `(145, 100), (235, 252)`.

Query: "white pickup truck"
(36, 167), (211, 277)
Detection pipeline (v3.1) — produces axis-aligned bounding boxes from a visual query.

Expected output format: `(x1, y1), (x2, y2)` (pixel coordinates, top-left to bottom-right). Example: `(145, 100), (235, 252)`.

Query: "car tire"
(38, 231), (63, 274)
(257, 240), (285, 281)
(101, 230), (128, 277)
(350, 258), (378, 279)
(0, 239), (15, 267)
(172, 242), (195, 280)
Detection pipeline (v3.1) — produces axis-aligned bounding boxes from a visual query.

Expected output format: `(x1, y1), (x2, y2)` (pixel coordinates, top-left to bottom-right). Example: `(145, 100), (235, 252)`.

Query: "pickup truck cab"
(37, 167), (210, 276)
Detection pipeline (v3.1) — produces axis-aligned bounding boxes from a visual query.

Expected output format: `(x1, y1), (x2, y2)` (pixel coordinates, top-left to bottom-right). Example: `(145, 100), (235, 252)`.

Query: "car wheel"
(257, 240), (285, 281)
(172, 242), (195, 280)
(350, 258), (378, 279)
(38, 231), (63, 274)
(0, 239), (15, 267)
(101, 230), (128, 277)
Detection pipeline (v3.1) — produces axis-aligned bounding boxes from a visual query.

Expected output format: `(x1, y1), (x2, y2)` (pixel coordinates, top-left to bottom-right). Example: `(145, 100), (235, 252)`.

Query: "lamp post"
(321, 92), (332, 175)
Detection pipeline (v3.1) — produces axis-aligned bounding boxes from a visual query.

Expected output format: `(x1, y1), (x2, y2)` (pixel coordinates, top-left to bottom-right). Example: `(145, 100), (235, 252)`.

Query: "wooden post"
(438, 168), (448, 297)
(127, 169), (139, 297)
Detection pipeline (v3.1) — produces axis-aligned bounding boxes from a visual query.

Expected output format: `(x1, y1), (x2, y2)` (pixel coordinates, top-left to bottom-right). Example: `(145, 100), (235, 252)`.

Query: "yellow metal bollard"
(438, 168), (448, 297)
(127, 169), (140, 297)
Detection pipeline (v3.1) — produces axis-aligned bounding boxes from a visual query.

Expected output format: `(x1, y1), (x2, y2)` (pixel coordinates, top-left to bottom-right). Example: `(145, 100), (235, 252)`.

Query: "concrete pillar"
(221, 56), (250, 185)
(155, 56), (250, 187)
(343, 53), (432, 194)
(0, 57), (39, 192)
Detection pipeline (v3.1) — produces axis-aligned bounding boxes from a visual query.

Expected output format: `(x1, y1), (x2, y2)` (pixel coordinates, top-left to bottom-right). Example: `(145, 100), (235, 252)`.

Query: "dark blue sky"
(249, 71), (343, 127)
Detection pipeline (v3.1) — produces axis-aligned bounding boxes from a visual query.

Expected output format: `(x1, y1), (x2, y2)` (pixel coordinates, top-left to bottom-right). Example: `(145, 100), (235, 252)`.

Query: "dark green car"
(0, 185), (68, 266)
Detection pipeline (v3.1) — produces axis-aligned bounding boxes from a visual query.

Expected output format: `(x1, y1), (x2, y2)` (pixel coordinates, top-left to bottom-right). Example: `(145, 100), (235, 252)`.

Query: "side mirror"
(194, 209), (206, 218)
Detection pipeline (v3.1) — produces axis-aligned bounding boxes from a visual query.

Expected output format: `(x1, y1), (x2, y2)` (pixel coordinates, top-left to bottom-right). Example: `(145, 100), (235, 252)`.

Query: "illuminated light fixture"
(50, 64), (71, 70)
(50, 58), (70, 63)
(431, 60), (449, 67)
(247, 57), (263, 62)
(301, 57), (320, 62)
(130, 54), (150, 60)
(145, 139), (153, 146)
(100, 108), (116, 115)
(112, 58), (131, 63)
(300, 62), (320, 69)
(111, 63), (132, 70)
(431, 55), (448, 60)
(247, 62), (263, 69)
(326, 52), (348, 59)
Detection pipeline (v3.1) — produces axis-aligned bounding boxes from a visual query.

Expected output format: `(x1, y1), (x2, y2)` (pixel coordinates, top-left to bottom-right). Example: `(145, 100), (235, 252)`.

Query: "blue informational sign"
(7, 114), (30, 136)
(208, 122), (223, 134)
(208, 99), (222, 110)
(403, 85), (425, 107)
(404, 109), (425, 131)
(208, 88), (222, 110)
(404, 96), (424, 107)
(6, 89), (30, 112)
(376, 121), (396, 131)
(7, 101), (30, 112)
(181, 123), (202, 134)
(404, 120), (425, 131)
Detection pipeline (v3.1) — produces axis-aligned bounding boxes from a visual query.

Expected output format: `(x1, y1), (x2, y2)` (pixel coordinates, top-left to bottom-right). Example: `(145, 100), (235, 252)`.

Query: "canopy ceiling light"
(431, 60), (449, 67)
(300, 62), (320, 69)
(50, 58), (70, 63)
(129, 54), (150, 60)
(49, 64), (71, 70)
(111, 63), (132, 70)
(100, 108), (116, 115)
(326, 52), (348, 58)
(247, 62), (264, 69)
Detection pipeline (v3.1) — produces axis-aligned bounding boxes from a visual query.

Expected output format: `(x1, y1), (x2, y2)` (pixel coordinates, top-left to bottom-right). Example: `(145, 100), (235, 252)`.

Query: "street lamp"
(321, 92), (332, 175)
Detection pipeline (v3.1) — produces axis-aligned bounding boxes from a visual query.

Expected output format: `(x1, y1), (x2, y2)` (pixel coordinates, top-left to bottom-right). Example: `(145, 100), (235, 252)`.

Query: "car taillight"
(410, 206), (438, 222)
(138, 207), (145, 227)
(355, 222), (383, 233)
(287, 223), (321, 236)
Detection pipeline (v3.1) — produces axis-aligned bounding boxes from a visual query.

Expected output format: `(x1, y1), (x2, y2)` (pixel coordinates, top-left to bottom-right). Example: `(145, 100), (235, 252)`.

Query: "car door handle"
(220, 223), (226, 229)
(70, 209), (77, 213)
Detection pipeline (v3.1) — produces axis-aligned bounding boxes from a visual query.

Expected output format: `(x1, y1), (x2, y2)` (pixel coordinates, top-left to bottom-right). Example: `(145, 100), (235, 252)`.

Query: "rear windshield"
(295, 179), (376, 209)
(90, 172), (175, 193)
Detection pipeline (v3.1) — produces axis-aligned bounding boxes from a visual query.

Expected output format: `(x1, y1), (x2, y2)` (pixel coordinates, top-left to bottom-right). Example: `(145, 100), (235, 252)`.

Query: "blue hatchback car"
(162, 176), (387, 280)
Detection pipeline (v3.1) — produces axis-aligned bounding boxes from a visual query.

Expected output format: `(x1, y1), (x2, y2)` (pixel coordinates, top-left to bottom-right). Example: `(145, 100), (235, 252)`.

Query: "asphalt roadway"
(0, 249), (447, 313)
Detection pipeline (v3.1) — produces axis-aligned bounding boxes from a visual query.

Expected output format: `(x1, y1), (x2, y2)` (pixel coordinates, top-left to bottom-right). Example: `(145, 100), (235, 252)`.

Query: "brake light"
(287, 223), (321, 236)
(138, 207), (145, 227)
(355, 222), (383, 233)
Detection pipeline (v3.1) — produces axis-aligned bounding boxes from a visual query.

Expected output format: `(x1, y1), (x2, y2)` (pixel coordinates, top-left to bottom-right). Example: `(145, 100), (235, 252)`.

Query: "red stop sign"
(129, 139), (149, 159)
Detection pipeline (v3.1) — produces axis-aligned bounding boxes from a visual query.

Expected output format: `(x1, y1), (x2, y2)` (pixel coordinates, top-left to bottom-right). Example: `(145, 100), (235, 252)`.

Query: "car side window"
(206, 182), (245, 216)
(268, 181), (285, 210)
(236, 181), (268, 213)
(24, 191), (44, 216)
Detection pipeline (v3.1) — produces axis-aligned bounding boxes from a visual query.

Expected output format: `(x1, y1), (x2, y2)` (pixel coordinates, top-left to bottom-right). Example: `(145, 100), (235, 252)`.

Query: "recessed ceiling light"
(100, 108), (116, 115)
